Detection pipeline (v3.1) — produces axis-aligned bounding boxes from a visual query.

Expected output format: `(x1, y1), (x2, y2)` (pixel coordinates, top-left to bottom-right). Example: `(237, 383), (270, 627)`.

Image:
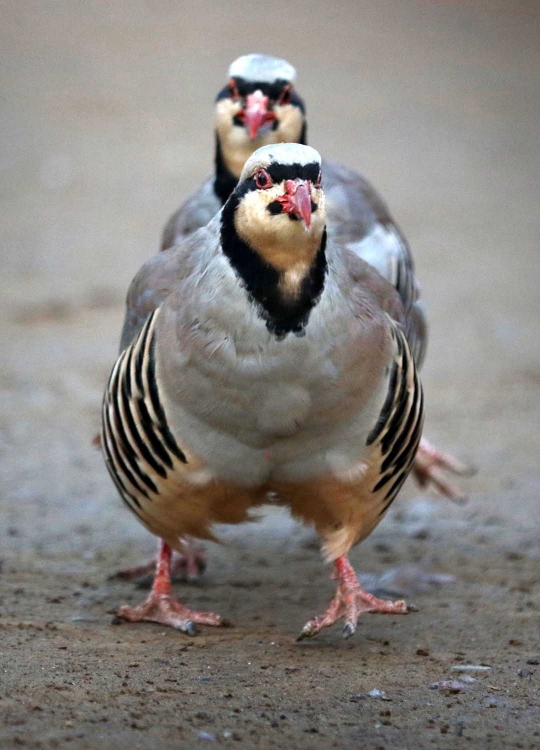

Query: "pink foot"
(111, 541), (225, 635)
(110, 542), (206, 585)
(412, 437), (475, 503)
(298, 556), (411, 640)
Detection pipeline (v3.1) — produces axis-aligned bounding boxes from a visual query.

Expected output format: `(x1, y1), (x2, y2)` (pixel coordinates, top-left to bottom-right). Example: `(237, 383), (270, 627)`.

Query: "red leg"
(109, 540), (206, 585)
(412, 437), (475, 502)
(298, 556), (410, 640)
(112, 540), (224, 635)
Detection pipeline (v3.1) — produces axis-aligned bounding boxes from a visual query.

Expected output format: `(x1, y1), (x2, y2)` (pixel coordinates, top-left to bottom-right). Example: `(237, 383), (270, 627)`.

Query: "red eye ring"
(255, 168), (273, 189)
(278, 84), (292, 105)
(228, 78), (240, 101)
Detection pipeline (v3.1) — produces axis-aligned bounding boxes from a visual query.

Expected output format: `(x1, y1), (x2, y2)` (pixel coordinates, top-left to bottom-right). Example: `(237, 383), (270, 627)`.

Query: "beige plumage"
(102, 144), (423, 637)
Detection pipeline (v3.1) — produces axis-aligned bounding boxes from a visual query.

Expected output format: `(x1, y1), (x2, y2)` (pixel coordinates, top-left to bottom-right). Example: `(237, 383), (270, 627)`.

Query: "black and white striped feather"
(366, 318), (424, 516)
(101, 309), (187, 525)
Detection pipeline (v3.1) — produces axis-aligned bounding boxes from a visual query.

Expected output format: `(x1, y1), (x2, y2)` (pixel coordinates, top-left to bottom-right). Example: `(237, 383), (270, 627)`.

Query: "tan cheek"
(215, 99), (241, 132)
(313, 188), (326, 215)
(273, 105), (305, 143)
(234, 187), (283, 239)
(234, 187), (326, 271)
(216, 100), (269, 177)
(236, 187), (326, 242)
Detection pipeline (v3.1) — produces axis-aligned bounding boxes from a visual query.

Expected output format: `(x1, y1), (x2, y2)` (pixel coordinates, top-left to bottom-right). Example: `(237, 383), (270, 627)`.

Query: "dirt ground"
(1, 1), (540, 748)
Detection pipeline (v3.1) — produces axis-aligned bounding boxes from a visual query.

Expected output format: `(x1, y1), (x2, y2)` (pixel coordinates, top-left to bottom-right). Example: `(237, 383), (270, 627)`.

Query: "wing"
(342, 247), (406, 328)
(324, 159), (427, 367)
(119, 246), (187, 352)
(102, 309), (191, 540)
(364, 318), (424, 501)
(120, 228), (202, 351)
(161, 177), (221, 250)
(321, 317), (424, 561)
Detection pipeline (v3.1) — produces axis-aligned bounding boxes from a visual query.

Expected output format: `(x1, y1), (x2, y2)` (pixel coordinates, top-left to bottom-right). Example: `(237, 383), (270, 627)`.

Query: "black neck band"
(213, 135), (240, 205)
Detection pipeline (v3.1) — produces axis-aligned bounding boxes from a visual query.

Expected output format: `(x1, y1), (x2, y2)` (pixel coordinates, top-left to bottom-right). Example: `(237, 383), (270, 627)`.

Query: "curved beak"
(241, 90), (276, 139)
(282, 179), (312, 229)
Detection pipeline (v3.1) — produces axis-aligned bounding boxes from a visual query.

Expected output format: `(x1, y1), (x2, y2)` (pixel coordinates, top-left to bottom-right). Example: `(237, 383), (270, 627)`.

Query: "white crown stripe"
(240, 144), (321, 181)
(228, 54), (297, 84)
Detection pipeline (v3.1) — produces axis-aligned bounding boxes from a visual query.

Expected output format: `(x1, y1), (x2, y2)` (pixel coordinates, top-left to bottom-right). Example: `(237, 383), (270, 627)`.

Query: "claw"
(112, 541), (224, 635)
(413, 438), (476, 503)
(299, 556), (410, 641)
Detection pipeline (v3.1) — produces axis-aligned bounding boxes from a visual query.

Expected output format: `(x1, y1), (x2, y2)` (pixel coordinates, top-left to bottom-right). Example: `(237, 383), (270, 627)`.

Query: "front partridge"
(102, 144), (423, 638)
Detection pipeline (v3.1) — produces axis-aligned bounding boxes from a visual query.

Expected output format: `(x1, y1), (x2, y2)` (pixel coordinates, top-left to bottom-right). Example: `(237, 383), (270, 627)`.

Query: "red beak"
(241, 90), (276, 139)
(281, 179), (312, 229)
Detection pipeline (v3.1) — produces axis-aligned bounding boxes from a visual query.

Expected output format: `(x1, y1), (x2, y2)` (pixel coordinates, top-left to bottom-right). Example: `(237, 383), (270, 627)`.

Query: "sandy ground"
(1, 1), (540, 748)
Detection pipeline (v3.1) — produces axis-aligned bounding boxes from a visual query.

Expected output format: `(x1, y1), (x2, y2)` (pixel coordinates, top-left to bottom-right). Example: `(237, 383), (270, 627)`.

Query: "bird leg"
(112, 540), (224, 635)
(412, 437), (475, 502)
(298, 555), (410, 640)
(109, 540), (206, 586)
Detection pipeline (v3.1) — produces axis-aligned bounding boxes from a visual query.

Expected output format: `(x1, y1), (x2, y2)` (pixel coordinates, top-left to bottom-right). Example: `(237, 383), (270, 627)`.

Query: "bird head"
(215, 54), (306, 179)
(227, 143), (326, 273)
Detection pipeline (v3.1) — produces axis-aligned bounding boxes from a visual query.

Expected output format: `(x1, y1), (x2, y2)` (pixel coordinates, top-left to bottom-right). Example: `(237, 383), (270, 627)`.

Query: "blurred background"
(1, 1), (540, 745)
(2, 0), (539, 529)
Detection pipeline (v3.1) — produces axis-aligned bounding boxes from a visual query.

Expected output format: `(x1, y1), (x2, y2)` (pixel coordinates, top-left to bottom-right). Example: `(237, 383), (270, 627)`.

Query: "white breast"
(156, 249), (388, 488)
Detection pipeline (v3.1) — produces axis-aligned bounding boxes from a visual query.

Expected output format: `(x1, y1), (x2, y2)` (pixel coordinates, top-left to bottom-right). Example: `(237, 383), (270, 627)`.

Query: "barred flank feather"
(101, 310), (186, 523)
(368, 320), (424, 513)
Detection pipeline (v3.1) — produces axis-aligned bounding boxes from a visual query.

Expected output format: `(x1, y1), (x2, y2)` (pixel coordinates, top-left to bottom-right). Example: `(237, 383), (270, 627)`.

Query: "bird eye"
(228, 79), (240, 101)
(255, 169), (273, 189)
(314, 170), (322, 188)
(278, 85), (292, 105)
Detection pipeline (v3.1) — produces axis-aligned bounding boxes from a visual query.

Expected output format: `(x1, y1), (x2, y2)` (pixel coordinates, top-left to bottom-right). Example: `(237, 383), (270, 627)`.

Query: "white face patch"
(234, 183), (326, 273)
(215, 100), (305, 179)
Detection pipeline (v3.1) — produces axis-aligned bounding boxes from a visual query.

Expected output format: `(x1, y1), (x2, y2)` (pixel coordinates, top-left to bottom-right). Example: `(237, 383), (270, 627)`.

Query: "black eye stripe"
(232, 162), (322, 201)
(233, 77), (290, 100)
(265, 162), (320, 185)
(215, 79), (306, 113)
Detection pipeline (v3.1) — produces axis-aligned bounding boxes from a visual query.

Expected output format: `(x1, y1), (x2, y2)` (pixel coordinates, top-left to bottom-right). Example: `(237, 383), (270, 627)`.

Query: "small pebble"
(526, 658), (540, 665)
(368, 688), (391, 700)
(430, 680), (466, 694)
(197, 731), (216, 742)
(194, 711), (211, 721)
